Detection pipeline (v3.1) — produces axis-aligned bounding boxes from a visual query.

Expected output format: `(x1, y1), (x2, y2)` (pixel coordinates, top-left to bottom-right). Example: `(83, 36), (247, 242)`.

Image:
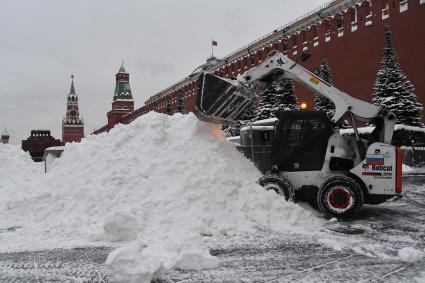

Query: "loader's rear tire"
(318, 176), (364, 220)
(259, 175), (295, 201)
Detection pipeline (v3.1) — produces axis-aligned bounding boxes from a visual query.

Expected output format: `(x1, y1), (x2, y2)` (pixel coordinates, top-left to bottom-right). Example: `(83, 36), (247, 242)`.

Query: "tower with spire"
(107, 61), (135, 129)
(62, 75), (84, 143)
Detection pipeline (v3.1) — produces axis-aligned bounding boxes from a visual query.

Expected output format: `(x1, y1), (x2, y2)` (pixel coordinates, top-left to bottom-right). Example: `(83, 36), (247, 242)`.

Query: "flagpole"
(211, 39), (218, 58)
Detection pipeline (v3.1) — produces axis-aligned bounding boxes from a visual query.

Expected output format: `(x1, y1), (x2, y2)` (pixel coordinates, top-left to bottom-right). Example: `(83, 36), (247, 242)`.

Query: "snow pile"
(0, 113), (320, 280)
(105, 241), (165, 283)
(103, 212), (139, 242)
(174, 251), (220, 271)
(173, 242), (220, 271)
(0, 144), (41, 204)
(0, 144), (44, 250)
(398, 247), (424, 263)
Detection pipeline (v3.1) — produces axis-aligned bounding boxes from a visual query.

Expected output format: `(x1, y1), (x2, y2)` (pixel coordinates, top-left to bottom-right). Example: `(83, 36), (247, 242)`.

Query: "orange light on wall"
(300, 102), (308, 110)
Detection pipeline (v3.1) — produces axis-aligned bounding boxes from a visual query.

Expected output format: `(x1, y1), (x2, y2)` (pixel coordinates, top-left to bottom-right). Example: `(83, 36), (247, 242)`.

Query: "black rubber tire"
(317, 176), (364, 220)
(258, 175), (295, 201)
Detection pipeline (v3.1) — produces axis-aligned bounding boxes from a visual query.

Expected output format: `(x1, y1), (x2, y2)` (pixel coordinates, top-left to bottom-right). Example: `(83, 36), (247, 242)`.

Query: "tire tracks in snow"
(276, 254), (358, 280)
(366, 263), (413, 282)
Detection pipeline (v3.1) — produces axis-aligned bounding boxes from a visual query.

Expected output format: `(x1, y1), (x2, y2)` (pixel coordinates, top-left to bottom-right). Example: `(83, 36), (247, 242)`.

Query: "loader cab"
(272, 111), (334, 172)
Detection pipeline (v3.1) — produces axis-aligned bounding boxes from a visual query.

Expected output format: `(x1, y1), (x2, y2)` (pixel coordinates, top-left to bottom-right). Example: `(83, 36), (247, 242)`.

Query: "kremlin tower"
(107, 62), (134, 129)
(62, 75), (84, 142)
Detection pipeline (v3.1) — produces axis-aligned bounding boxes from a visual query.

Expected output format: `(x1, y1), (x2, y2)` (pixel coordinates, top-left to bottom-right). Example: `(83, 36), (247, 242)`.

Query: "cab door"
(272, 111), (334, 172)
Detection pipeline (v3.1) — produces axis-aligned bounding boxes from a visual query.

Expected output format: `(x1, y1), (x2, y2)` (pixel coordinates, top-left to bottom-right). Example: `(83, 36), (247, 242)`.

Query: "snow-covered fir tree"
(314, 58), (335, 119)
(255, 79), (298, 121)
(176, 95), (187, 114)
(372, 25), (423, 127)
(274, 79), (299, 111)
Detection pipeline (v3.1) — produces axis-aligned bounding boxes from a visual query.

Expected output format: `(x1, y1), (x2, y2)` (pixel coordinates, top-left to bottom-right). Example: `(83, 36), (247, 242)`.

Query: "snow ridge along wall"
(1, 113), (320, 277)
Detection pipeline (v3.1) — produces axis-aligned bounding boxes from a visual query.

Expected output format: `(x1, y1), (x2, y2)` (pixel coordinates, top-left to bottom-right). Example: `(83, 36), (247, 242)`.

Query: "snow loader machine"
(194, 51), (403, 219)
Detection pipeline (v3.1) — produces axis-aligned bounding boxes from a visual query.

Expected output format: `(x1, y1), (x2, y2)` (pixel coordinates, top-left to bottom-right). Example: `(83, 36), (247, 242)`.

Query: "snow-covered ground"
(2, 173), (425, 282)
(1, 113), (425, 282)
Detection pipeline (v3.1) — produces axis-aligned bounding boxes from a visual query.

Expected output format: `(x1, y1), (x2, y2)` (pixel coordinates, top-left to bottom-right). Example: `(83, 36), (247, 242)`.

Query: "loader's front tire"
(318, 176), (364, 220)
(259, 175), (295, 201)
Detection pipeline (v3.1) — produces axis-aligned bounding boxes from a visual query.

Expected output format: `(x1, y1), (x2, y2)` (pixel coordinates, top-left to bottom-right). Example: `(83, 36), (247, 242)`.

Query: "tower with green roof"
(107, 62), (135, 129)
(62, 75), (84, 143)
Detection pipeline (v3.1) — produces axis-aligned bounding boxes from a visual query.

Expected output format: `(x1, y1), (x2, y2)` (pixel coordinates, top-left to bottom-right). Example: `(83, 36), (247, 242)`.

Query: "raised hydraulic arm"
(194, 51), (396, 144)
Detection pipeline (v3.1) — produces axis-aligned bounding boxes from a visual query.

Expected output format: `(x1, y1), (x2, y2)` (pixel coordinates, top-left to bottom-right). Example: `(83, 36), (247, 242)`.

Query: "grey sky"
(0, 0), (329, 144)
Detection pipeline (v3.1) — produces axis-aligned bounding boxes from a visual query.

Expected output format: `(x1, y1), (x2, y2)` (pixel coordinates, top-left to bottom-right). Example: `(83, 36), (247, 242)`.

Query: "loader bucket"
(194, 73), (255, 124)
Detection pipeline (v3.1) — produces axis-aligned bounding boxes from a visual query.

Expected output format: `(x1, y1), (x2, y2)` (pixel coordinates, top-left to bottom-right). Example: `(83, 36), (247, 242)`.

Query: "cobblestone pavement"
(0, 247), (111, 282)
(161, 243), (425, 282)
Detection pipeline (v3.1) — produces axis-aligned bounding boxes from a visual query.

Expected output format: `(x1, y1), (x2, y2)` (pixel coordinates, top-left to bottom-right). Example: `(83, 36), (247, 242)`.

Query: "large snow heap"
(0, 113), (320, 280)
(0, 144), (41, 204)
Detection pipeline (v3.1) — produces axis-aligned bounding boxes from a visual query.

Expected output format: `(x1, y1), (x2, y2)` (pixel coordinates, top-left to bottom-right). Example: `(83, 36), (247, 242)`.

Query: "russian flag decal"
(367, 154), (385, 165)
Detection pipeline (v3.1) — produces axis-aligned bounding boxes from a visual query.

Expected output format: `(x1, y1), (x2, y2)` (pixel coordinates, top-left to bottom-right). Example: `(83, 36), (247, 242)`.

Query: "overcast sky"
(0, 0), (329, 144)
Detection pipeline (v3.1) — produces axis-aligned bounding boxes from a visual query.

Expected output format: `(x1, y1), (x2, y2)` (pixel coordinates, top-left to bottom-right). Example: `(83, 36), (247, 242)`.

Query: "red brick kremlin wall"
(293, 0), (425, 110)
(96, 0), (425, 133)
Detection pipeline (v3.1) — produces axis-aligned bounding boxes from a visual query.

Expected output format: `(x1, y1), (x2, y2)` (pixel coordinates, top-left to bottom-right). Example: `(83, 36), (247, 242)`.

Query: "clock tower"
(62, 75), (84, 143)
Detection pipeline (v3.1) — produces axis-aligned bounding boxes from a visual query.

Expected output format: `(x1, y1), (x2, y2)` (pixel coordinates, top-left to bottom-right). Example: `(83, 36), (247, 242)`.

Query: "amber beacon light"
(300, 102), (308, 110)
